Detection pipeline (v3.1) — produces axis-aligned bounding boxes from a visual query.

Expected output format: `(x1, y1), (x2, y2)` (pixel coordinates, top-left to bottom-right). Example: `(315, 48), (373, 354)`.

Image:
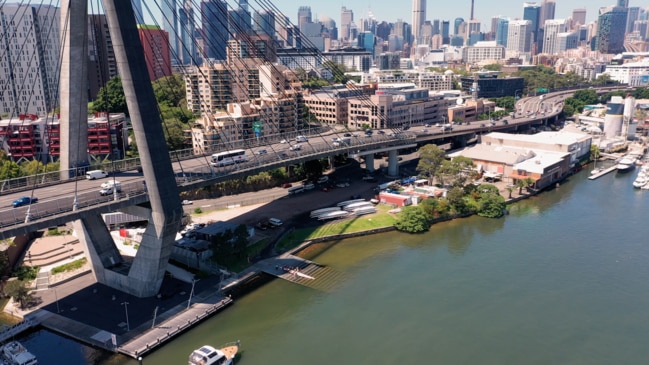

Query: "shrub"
(12, 265), (39, 281)
(51, 258), (87, 275)
(194, 207), (202, 214)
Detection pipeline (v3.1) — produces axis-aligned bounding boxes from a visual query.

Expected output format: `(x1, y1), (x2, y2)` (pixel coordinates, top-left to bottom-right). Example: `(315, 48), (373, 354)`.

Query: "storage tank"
(624, 95), (636, 139)
(604, 96), (624, 139)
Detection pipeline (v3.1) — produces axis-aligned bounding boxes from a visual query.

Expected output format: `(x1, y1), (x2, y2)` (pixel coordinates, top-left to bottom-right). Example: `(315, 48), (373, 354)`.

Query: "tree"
(416, 144), (446, 185)
(91, 76), (128, 115)
(438, 156), (476, 188)
(483, 64), (502, 71)
(152, 74), (186, 108)
(4, 280), (33, 309)
(0, 160), (22, 180)
(394, 206), (430, 233)
(476, 190), (506, 218)
(516, 177), (535, 194)
(446, 186), (468, 214)
(590, 144), (600, 162)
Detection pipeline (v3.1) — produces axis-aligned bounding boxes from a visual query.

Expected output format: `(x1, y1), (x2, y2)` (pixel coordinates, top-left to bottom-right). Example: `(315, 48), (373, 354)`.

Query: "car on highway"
(343, 133), (352, 137)
(289, 144), (302, 151)
(377, 130), (385, 134)
(280, 139), (288, 144)
(12, 196), (38, 208)
(256, 149), (268, 155)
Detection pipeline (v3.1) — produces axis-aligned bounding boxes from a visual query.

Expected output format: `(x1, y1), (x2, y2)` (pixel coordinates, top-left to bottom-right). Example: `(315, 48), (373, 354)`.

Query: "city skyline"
(268, 0), (631, 25)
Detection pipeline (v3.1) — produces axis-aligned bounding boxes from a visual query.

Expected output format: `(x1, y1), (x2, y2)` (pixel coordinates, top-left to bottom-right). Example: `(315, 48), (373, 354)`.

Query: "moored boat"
(616, 156), (636, 173)
(188, 341), (239, 365)
(1, 341), (37, 365)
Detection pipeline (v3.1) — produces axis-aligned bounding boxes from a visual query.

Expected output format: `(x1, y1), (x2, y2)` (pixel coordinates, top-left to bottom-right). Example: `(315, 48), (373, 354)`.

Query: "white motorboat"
(616, 156), (636, 173)
(189, 341), (239, 365)
(2, 341), (37, 365)
(633, 176), (647, 188)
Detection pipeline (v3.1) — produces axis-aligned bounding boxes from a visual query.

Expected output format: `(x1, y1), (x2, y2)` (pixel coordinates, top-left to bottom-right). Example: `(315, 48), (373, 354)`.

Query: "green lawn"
(277, 205), (397, 252)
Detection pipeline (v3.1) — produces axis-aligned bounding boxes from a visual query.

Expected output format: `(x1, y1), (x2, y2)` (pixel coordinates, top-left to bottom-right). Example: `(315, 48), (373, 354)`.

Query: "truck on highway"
(99, 181), (122, 196)
(333, 137), (351, 147)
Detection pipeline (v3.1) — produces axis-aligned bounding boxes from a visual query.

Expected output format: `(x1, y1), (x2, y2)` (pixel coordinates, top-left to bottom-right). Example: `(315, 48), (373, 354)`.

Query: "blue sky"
(261, 0), (629, 25)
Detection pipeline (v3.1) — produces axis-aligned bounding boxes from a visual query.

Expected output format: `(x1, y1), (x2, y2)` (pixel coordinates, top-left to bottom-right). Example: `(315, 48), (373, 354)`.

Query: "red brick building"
(137, 24), (172, 81)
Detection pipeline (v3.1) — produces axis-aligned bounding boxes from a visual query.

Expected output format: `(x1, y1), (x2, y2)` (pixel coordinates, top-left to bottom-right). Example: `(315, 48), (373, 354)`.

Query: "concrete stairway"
(26, 239), (84, 268)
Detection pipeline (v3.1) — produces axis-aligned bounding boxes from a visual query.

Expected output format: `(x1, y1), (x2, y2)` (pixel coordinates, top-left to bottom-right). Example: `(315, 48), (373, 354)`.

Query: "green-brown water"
(21, 168), (649, 364)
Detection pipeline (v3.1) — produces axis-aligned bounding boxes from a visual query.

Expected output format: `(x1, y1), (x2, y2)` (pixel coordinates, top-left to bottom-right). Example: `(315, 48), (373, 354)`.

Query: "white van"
(86, 170), (108, 180)
(268, 218), (283, 227)
(296, 135), (308, 142)
(99, 181), (121, 195)
(317, 176), (329, 184)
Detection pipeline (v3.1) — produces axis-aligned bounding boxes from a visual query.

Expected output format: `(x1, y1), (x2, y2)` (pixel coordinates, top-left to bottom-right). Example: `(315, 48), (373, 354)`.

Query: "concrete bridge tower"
(68, 1), (183, 297)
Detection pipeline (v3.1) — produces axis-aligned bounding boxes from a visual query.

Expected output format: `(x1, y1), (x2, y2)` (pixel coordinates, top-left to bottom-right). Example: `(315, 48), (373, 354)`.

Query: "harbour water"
(17, 167), (649, 364)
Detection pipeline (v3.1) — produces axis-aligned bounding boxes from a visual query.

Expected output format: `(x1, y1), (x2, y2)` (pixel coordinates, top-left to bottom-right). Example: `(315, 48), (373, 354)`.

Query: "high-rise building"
(523, 2), (541, 47)
(340, 7), (354, 42)
(441, 21), (450, 44)
(0, 4), (60, 117)
(617, 0), (629, 8)
(229, 0), (252, 38)
(298, 6), (312, 29)
(495, 18), (509, 47)
(454, 17), (465, 35)
(201, 0), (228, 60)
(539, 0), (556, 26)
(542, 18), (566, 54)
(572, 8), (587, 27)
(179, 1), (198, 65)
(507, 19), (532, 53)
(626, 7), (641, 34)
(160, 0), (179, 64)
(254, 10), (276, 40)
(596, 6), (628, 54)
(412, 0), (426, 43)
(137, 25), (172, 81)
(88, 14), (118, 100)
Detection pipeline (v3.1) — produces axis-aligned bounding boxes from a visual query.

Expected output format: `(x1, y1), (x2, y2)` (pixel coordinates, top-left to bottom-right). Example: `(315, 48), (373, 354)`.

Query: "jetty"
(588, 165), (617, 180)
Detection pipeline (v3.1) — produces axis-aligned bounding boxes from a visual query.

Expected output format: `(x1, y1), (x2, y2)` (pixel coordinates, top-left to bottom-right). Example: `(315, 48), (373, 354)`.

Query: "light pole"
(54, 287), (60, 313)
(121, 301), (130, 332)
(187, 279), (197, 309)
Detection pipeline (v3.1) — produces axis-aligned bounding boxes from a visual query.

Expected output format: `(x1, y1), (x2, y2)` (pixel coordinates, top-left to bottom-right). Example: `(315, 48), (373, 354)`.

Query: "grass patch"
(276, 205), (397, 252)
(51, 258), (87, 275)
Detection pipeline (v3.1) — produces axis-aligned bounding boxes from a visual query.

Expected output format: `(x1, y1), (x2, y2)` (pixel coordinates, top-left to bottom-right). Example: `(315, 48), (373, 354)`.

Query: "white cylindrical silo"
(604, 96), (624, 139)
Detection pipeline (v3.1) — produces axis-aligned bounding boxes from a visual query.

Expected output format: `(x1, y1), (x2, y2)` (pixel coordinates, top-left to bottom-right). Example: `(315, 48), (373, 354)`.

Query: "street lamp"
(121, 301), (130, 332)
(187, 279), (197, 309)
(54, 287), (60, 314)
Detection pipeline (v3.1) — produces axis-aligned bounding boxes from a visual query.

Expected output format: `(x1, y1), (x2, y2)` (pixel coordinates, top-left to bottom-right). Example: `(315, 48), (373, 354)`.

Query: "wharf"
(257, 254), (345, 292)
(588, 165), (617, 180)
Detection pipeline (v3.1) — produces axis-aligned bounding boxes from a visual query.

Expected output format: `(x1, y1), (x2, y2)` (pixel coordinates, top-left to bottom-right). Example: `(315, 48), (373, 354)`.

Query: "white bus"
(211, 150), (247, 166)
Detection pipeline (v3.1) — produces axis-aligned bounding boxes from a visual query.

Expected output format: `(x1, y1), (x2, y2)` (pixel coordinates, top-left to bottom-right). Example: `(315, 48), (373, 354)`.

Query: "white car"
(182, 200), (193, 205)
(289, 144), (302, 151)
(280, 139), (288, 144)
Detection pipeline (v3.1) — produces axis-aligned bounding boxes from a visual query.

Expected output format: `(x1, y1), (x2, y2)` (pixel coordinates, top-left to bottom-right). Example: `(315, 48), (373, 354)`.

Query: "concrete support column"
(59, 0), (89, 179)
(103, 1), (183, 297)
(387, 150), (399, 177)
(328, 156), (335, 171)
(73, 215), (123, 284)
(365, 154), (375, 172)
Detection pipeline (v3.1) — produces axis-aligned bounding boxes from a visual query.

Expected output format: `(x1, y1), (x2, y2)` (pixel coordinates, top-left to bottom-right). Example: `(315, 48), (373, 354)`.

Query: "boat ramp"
(258, 255), (345, 292)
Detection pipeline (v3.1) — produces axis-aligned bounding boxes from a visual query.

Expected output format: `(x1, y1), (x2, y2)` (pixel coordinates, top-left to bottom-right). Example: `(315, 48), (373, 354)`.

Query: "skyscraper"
(454, 17), (465, 35)
(201, 0), (228, 60)
(596, 6), (628, 54)
(161, 0), (179, 64)
(617, 0), (629, 7)
(298, 6), (312, 29)
(340, 7), (354, 41)
(507, 19), (532, 53)
(441, 20), (450, 44)
(229, 0), (252, 38)
(412, 0), (426, 43)
(523, 2), (541, 51)
(254, 10), (276, 40)
(626, 7), (641, 33)
(572, 8), (587, 27)
(495, 17), (509, 47)
(541, 18), (566, 54)
(539, 0), (556, 26)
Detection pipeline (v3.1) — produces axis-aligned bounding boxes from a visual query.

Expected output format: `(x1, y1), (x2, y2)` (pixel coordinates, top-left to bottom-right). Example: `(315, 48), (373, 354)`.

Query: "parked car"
(13, 196), (38, 208)
(181, 200), (193, 205)
(377, 130), (385, 134)
(343, 132), (352, 137)
(282, 183), (293, 188)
